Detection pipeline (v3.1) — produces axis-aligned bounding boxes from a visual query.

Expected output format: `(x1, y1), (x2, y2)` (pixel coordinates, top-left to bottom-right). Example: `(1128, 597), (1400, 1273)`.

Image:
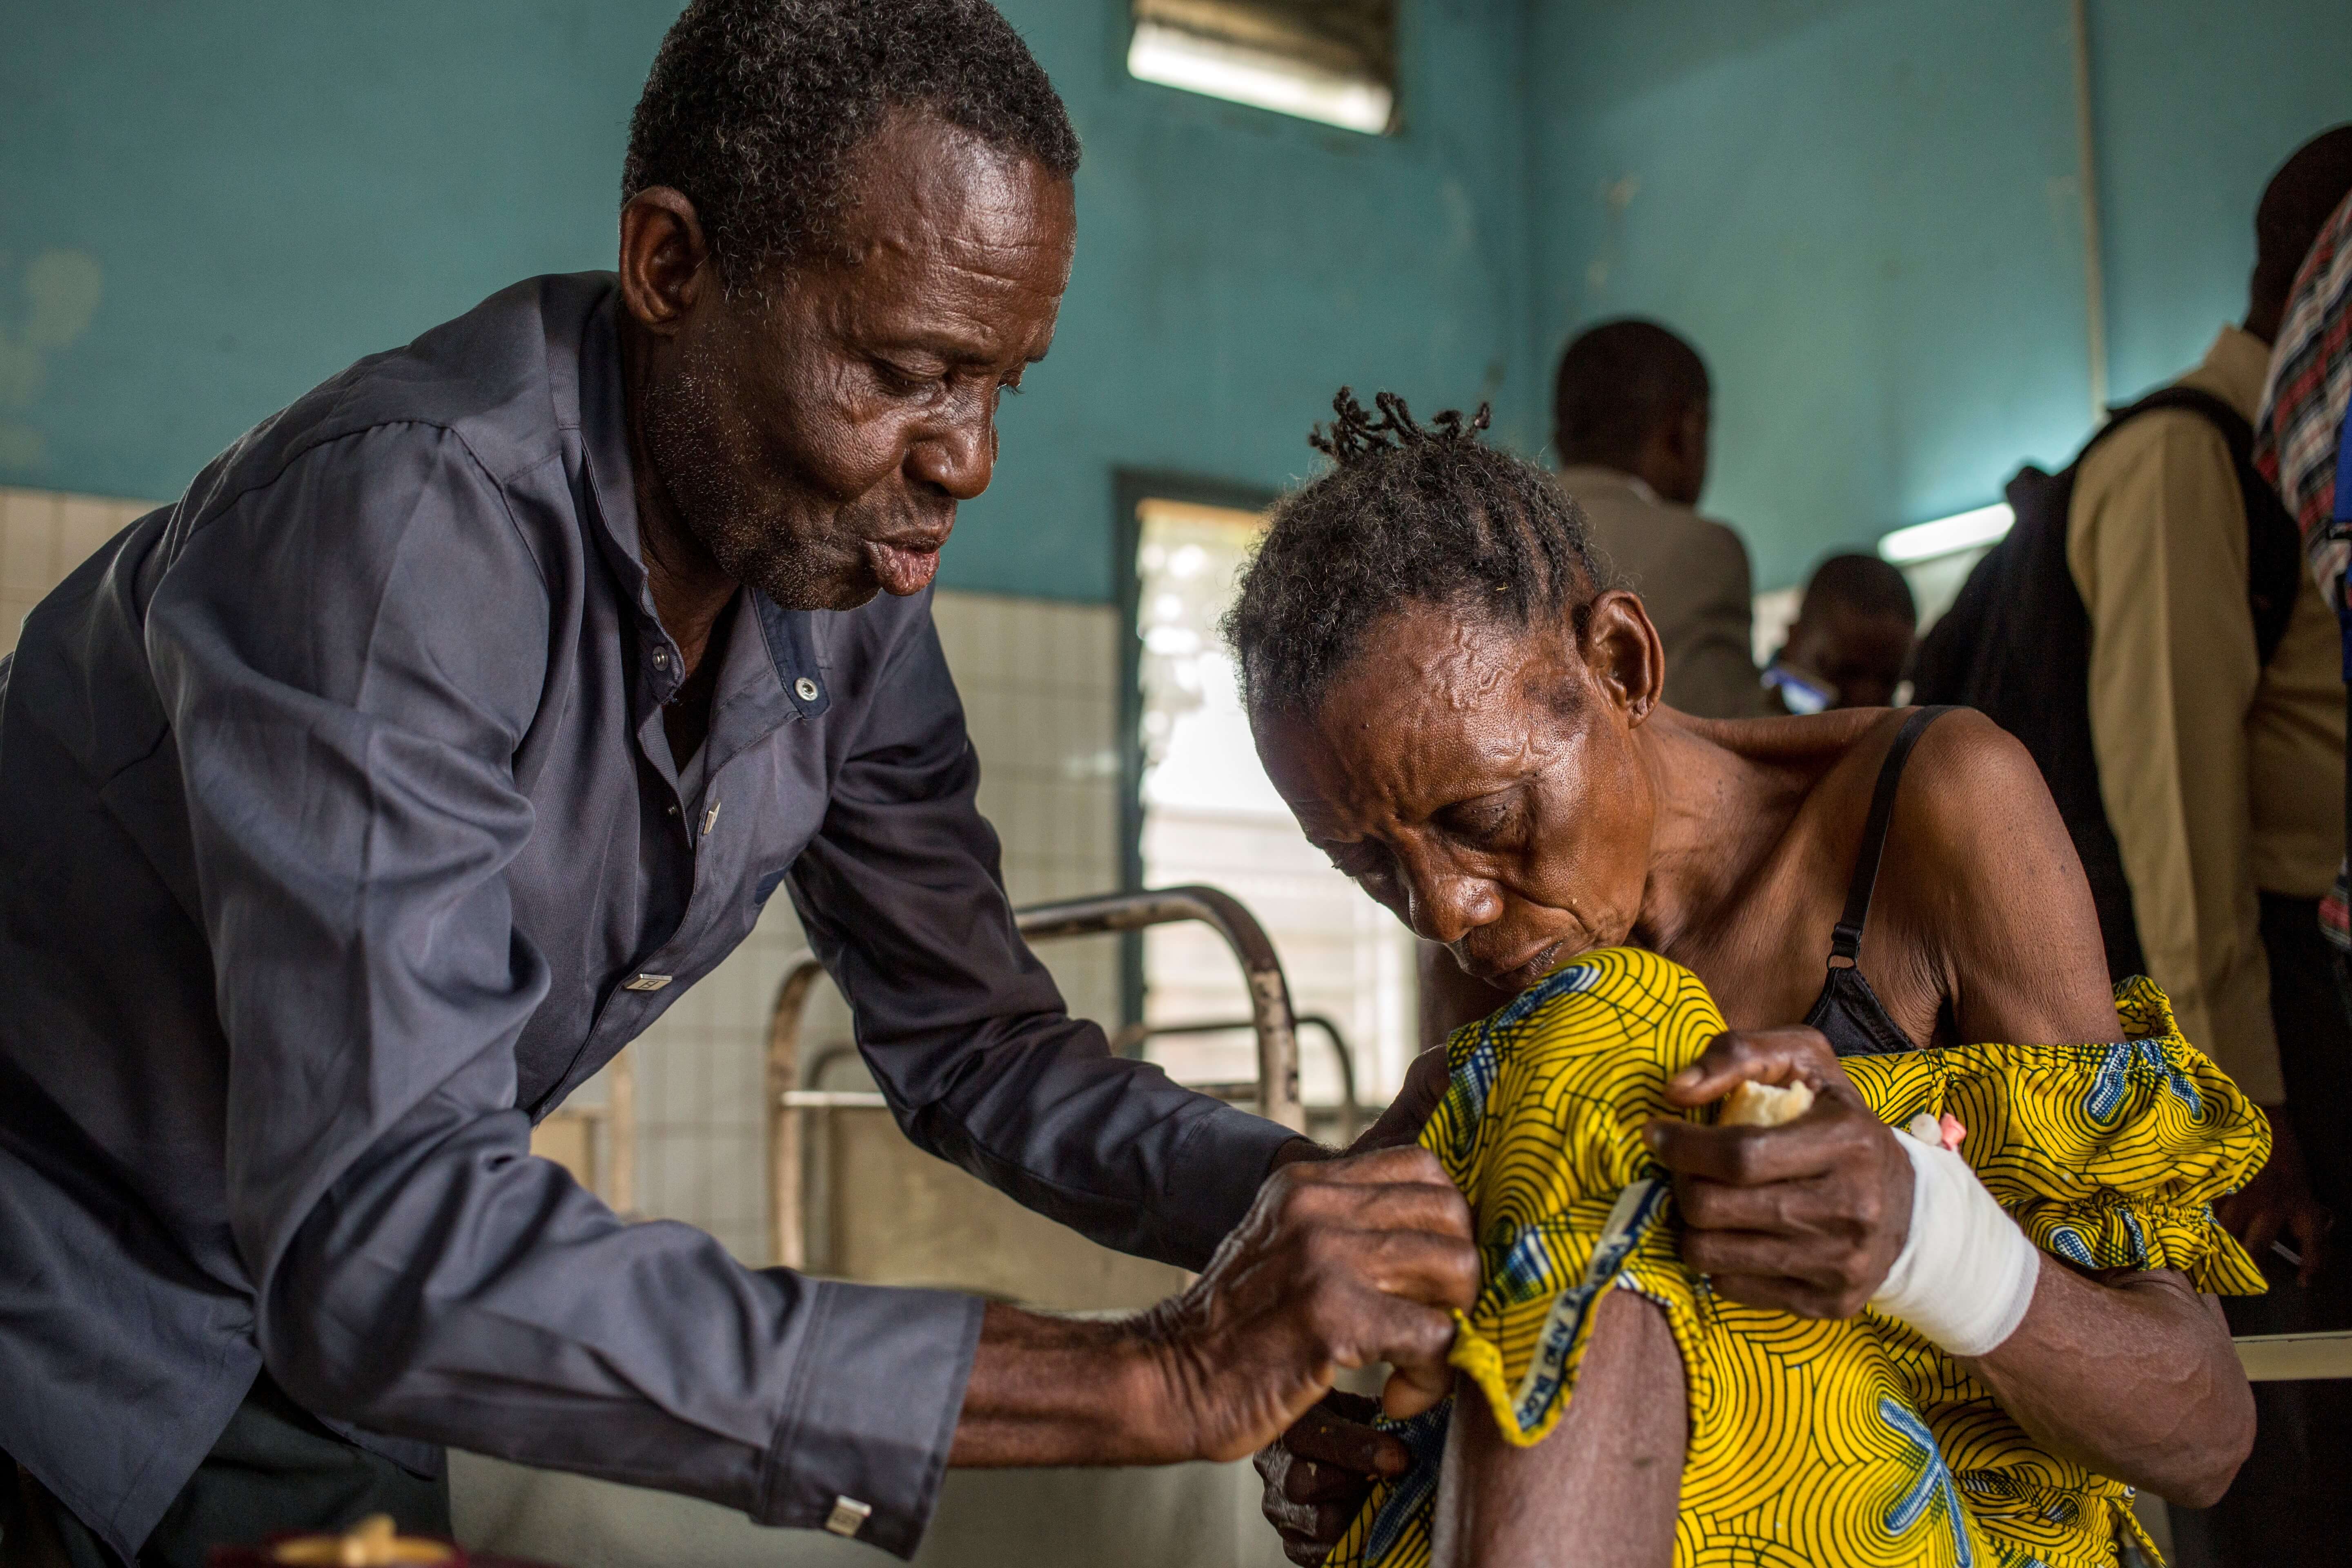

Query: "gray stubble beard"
(636, 345), (855, 612)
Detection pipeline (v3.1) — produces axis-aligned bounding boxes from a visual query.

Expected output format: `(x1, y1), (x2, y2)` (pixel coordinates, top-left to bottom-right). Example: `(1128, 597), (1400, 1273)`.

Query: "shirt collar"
(2197, 323), (2273, 422)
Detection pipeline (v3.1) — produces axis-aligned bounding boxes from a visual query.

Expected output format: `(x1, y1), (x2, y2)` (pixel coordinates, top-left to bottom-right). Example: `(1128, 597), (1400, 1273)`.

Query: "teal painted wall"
(11, 2), (2344, 600)
(0, 0), (1537, 604)
(1526, 0), (2352, 591)
(2090, 0), (2352, 403)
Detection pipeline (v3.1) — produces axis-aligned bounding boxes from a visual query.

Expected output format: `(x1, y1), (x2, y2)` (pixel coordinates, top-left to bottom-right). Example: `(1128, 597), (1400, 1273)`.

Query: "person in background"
(1553, 320), (1762, 720)
(1762, 552), (1918, 714)
(2069, 124), (2352, 1568)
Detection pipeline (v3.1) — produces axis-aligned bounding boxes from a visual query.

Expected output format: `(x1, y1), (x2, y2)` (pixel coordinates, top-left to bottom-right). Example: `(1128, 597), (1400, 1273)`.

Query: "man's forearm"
(949, 1303), (1183, 1467)
(1966, 1254), (2252, 1505)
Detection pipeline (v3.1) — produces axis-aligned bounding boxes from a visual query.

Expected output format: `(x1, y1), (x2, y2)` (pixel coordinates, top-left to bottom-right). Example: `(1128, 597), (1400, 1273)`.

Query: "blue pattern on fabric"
(2047, 1227), (2096, 1268)
(2085, 1040), (2203, 1122)
(1511, 1179), (1670, 1432)
(1361, 1401), (1453, 1566)
(1494, 1225), (1559, 1305)
(1882, 1395), (1973, 1566)
(1444, 961), (1601, 1161)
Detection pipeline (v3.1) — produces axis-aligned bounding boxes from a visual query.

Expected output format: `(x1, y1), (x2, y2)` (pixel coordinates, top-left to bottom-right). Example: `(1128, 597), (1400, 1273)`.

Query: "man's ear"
(1581, 590), (1666, 724)
(619, 187), (713, 337)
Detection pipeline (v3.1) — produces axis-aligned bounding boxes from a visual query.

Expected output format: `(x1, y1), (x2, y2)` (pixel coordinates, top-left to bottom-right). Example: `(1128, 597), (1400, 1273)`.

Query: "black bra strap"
(1829, 706), (1957, 965)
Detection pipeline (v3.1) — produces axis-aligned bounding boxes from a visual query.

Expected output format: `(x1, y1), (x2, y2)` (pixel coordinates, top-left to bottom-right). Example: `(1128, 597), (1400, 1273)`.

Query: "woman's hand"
(1254, 1391), (1408, 1566)
(1642, 1027), (2252, 1502)
(1643, 1026), (1913, 1316)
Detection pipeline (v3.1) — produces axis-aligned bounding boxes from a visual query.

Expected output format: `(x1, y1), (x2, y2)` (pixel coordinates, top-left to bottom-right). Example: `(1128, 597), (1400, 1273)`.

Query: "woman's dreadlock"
(1225, 388), (1619, 718)
(1309, 389), (1491, 461)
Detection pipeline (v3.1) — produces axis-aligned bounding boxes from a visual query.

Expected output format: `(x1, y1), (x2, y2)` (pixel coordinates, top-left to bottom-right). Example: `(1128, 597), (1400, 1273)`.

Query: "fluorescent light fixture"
(1127, 20), (1393, 134)
(1879, 503), (2013, 564)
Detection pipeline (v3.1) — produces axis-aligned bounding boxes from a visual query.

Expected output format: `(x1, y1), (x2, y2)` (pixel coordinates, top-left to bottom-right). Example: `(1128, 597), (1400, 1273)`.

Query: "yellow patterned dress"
(1331, 946), (2269, 1568)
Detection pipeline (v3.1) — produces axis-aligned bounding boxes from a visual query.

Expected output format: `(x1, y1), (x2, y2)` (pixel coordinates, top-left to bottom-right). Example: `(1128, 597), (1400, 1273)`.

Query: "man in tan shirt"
(2069, 130), (2352, 1283)
(1554, 319), (1764, 719)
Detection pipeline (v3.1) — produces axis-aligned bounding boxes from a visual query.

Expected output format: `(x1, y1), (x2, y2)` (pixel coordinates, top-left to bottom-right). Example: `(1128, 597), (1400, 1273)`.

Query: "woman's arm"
(1903, 714), (2256, 1497)
(1871, 710), (2120, 1048)
(1430, 1289), (1684, 1568)
(1964, 1257), (2251, 1505)
(1651, 1028), (2254, 1504)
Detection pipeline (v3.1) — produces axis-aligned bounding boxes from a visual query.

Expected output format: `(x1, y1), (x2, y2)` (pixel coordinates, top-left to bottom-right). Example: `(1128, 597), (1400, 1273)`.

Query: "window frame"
(1110, 468), (1278, 1034)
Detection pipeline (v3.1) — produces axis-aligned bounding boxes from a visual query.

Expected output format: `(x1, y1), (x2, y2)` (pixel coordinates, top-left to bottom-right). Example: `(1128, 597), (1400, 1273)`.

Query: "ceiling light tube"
(1127, 20), (1393, 134)
(1879, 503), (2014, 564)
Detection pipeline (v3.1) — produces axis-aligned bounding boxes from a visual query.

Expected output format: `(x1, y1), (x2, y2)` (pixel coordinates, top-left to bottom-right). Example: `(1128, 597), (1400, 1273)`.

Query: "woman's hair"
(1225, 389), (1618, 717)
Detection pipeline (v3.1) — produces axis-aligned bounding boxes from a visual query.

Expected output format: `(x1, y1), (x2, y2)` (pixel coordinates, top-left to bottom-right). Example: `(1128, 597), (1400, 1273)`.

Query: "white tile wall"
(0, 486), (156, 657)
(0, 485), (1126, 1267)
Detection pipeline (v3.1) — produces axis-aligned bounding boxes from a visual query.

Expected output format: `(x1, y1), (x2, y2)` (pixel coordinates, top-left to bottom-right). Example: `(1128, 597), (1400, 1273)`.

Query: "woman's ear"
(1580, 590), (1666, 725)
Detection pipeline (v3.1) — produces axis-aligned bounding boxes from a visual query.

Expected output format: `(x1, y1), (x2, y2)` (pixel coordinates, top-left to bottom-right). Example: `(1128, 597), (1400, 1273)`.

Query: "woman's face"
(1254, 593), (1664, 996)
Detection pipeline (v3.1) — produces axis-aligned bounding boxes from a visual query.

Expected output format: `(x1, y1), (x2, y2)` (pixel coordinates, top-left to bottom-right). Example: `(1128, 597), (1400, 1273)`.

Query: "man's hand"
(1141, 1146), (1474, 1462)
(2217, 1108), (2332, 1286)
(1644, 1026), (1914, 1317)
(1254, 1390), (1407, 1566)
(1243, 1048), (1459, 1564)
(949, 1145), (1474, 1469)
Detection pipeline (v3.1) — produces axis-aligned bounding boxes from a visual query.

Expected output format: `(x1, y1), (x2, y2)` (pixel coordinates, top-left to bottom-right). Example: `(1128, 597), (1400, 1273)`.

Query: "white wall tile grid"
(0, 486), (153, 658)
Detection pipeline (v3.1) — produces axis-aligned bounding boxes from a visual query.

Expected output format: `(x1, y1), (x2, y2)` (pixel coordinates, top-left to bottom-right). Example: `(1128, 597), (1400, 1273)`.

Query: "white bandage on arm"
(1866, 1129), (2043, 1357)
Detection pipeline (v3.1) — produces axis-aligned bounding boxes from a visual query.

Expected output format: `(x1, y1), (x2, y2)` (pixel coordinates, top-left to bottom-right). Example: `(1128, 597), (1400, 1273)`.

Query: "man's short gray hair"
(622, 0), (1082, 290)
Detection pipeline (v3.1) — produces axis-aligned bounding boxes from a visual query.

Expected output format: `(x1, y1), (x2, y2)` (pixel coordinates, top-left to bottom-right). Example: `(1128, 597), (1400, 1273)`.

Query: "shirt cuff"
(1157, 1103), (1303, 1270)
(759, 1278), (984, 1559)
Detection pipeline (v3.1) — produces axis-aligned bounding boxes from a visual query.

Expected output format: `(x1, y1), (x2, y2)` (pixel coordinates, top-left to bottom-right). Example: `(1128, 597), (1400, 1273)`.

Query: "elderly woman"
(1240, 393), (2267, 1568)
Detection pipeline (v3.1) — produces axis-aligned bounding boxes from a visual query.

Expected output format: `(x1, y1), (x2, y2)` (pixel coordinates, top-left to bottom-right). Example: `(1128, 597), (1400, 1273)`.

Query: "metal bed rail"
(2234, 1330), (2352, 1381)
(1108, 1013), (1363, 1143)
(766, 883), (1309, 1269)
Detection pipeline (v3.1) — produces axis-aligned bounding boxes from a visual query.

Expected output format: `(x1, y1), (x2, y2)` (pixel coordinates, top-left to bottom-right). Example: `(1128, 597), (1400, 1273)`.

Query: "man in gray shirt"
(1552, 320), (1763, 720)
(0, 4), (1472, 1563)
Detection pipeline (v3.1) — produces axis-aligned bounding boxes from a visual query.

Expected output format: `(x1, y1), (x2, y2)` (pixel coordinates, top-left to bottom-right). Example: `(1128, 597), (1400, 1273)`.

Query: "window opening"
(1131, 495), (1417, 1120)
(1128, 0), (1397, 136)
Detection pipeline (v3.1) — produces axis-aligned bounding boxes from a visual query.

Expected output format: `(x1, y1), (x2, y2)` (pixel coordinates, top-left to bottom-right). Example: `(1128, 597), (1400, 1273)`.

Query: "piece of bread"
(1720, 1078), (1815, 1128)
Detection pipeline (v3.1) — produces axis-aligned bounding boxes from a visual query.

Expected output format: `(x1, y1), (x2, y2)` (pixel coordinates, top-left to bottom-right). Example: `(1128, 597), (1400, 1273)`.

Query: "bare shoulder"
(1881, 708), (2118, 1041)
(1900, 707), (2051, 832)
(1886, 707), (2082, 909)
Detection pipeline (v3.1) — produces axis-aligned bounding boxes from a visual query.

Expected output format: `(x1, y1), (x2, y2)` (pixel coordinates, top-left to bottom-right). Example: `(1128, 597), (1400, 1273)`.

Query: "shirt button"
(652, 649), (671, 669)
(794, 677), (820, 702)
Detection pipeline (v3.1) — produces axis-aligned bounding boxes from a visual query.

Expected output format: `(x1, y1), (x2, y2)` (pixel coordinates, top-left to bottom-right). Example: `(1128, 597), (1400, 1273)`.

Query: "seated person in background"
(1763, 552), (1919, 713)
(1243, 392), (2264, 1568)
(1554, 320), (1762, 720)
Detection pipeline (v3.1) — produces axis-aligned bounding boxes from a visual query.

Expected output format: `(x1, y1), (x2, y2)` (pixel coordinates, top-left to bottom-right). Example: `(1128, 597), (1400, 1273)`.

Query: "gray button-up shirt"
(0, 274), (1294, 1561)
